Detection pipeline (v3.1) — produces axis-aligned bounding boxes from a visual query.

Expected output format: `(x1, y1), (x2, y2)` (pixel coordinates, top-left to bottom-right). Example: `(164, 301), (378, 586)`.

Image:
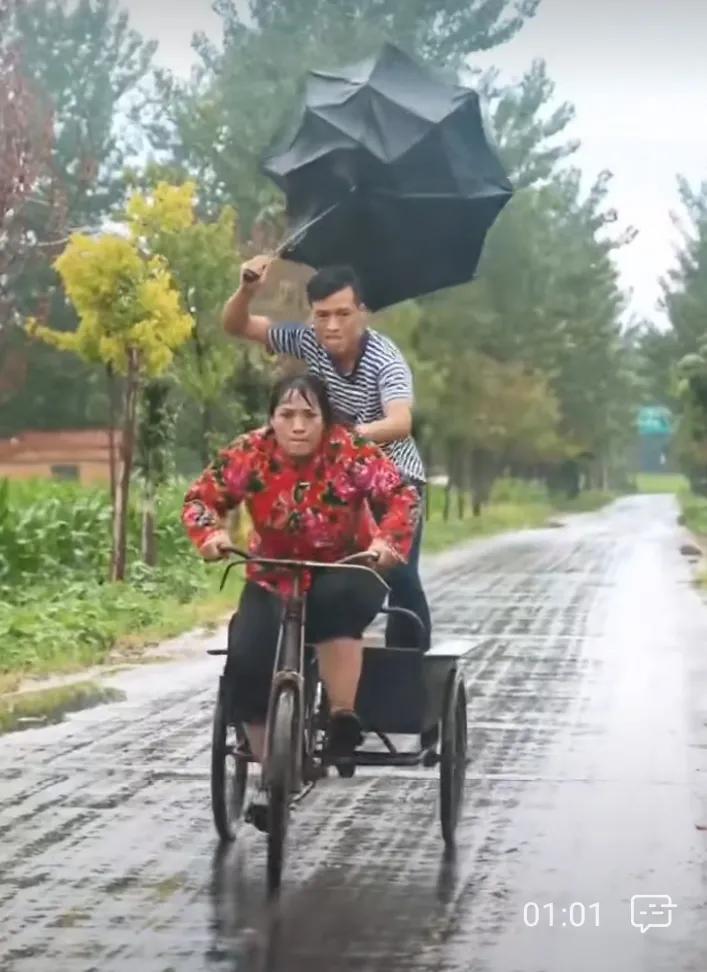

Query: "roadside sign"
(637, 406), (672, 438)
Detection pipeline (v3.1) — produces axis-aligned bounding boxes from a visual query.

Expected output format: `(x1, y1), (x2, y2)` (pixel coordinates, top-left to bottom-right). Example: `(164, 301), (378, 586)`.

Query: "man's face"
(310, 286), (366, 361)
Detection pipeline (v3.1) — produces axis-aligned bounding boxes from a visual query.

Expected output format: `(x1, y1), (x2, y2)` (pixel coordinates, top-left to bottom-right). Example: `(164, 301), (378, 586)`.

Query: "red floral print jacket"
(182, 425), (420, 595)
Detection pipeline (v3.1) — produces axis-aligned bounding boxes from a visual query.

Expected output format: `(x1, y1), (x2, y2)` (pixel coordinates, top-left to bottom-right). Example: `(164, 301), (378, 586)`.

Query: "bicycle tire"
(211, 687), (248, 842)
(267, 686), (297, 892)
(440, 672), (467, 847)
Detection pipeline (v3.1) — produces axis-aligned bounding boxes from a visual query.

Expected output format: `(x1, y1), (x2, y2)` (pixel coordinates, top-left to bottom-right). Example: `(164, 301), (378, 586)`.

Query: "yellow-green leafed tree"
(28, 197), (193, 581)
(124, 178), (245, 463)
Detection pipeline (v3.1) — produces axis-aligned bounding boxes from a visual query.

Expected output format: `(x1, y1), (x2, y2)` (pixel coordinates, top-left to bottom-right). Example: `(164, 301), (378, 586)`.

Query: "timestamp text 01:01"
(523, 903), (600, 928)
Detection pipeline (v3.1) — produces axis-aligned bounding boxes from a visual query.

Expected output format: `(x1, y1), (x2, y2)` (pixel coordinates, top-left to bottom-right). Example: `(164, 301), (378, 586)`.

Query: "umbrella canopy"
(262, 43), (513, 311)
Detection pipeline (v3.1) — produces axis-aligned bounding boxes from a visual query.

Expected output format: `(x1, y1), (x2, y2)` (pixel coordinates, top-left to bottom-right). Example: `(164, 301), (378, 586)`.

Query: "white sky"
(127, 0), (707, 324)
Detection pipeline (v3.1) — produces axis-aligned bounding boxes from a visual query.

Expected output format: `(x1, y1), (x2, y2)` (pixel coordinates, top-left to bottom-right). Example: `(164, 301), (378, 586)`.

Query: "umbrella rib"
(278, 197), (348, 254)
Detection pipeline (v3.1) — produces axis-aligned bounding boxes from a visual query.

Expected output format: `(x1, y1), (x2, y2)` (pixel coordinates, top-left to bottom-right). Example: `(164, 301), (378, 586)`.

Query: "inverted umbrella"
(261, 43), (513, 311)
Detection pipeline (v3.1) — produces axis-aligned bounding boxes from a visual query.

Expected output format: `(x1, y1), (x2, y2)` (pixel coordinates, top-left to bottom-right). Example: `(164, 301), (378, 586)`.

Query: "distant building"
(0, 429), (119, 485)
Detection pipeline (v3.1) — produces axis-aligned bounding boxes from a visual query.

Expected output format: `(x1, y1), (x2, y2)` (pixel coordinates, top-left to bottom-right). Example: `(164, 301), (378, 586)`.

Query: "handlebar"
(217, 546), (388, 593)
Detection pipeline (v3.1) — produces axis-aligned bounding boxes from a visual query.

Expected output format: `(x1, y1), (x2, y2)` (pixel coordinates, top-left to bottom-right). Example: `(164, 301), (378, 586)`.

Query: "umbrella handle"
(241, 227), (303, 285)
(242, 243), (284, 284)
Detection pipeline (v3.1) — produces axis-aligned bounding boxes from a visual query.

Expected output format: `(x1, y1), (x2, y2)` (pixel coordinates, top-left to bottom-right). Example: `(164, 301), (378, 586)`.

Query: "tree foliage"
(0, 0), (53, 403)
(6, 0), (642, 523)
(151, 0), (540, 230)
(661, 179), (707, 491)
(28, 233), (192, 374)
(27, 183), (194, 579)
(1, 0), (157, 433)
(662, 178), (707, 357)
(376, 162), (636, 505)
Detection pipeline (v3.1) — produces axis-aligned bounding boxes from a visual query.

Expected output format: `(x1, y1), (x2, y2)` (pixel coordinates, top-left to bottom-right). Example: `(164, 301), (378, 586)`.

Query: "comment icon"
(630, 894), (677, 933)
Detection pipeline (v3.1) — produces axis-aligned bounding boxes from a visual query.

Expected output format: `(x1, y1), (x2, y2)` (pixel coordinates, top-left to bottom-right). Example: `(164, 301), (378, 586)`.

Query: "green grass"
(422, 482), (614, 554)
(635, 473), (689, 494)
(676, 490), (707, 587)
(0, 571), (241, 686)
(679, 492), (707, 536)
(553, 489), (616, 513)
(0, 476), (243, 685)
(423, 501), (553, 553)
(1, 475), (613, 686)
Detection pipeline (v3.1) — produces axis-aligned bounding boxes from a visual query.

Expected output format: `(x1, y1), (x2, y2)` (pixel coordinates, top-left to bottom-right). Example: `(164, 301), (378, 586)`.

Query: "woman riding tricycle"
(182, 374), (421, 834)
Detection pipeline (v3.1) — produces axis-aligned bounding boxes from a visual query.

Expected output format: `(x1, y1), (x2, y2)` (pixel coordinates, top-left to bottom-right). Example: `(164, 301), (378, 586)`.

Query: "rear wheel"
(211, 683), (249, 842)
(439, 671), (467, 847)
(267, 687), (297, 893)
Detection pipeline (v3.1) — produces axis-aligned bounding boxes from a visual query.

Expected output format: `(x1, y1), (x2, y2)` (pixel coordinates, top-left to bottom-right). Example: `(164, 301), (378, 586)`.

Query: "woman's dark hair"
(306, 264), (363, 305)
(268, 373), (333, 425)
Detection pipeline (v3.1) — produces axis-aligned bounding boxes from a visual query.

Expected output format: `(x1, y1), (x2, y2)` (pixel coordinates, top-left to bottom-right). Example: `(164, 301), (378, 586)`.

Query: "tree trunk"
(456, 454), (466, 520)
(106, 365), (117, 506)
(141, 497), (157, 567)
(470, 451), (484, 518)
(470, 448), (495, 518)
(190, 324), (214, 467)
(111, 351), (139, 582)
(600, 459), (609, 492)
(443, 443), (454, 523)
(105, 365), (118, 575)
(200, 403), (212, 467)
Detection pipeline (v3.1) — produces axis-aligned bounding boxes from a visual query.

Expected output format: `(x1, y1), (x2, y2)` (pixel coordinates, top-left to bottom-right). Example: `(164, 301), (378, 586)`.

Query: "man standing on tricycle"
(222, 255), (432, 653)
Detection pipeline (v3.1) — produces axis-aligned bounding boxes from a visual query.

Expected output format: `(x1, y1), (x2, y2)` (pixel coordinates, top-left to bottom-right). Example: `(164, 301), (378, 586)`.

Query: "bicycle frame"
(218, 547), (389, 789)
(267, 571), (307, 790)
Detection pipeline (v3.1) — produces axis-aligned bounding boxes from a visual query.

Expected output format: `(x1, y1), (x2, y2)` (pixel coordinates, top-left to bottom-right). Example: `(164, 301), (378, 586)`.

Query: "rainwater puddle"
(0, 681), (126, 734)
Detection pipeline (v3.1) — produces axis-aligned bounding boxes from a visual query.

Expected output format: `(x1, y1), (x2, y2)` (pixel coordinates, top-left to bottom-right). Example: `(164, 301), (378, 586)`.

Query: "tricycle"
(207, 547), (468, 892)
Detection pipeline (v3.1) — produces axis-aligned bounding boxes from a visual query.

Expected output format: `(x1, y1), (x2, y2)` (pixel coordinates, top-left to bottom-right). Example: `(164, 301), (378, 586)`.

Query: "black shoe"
(244, 788), (268, 833)
(327, 711), (363, 757)
(421, 724), (439, 750)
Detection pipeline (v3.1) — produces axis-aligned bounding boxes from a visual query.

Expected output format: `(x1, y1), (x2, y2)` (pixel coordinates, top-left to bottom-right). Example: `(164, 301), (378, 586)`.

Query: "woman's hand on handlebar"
(365, 538), (400, 571)
(198, 529), (234, 561)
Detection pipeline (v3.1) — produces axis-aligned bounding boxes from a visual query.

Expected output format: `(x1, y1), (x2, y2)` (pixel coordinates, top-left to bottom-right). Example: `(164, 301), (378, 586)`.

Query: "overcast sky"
(126, 0), (707, 324)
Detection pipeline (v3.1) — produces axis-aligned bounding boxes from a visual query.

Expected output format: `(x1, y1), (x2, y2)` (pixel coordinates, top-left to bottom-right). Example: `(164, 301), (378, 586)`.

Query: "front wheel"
(266, 686), (297, 893)
(211, 682), (249, 842)
(439, 671), (467, 847)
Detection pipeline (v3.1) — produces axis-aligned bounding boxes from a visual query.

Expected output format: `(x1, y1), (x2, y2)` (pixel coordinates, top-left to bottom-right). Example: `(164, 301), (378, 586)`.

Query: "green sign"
(637, 406), (672, 437)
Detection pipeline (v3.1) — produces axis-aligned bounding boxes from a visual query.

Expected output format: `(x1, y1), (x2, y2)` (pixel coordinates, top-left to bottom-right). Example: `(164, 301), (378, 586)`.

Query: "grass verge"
(2, 479), (612, 687)
(672, 487), (707, 587)
(635, 473), (689, 494)
(0, 570), (242, 689)
(678, 492), (707, 537)
(422, 488), (613, 554)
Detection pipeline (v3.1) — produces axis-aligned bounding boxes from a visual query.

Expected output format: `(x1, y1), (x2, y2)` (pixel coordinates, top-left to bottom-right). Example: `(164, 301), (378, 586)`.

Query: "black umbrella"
(261, 43), (513, 311)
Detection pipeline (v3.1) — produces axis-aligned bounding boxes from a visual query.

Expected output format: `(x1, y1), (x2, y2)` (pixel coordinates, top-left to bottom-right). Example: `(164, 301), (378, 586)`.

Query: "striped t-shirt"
(267, 324), (426, 483)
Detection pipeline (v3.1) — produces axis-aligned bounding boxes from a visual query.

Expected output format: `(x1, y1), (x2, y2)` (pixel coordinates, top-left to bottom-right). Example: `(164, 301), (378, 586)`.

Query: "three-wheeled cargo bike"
(208, 548), (468, 891)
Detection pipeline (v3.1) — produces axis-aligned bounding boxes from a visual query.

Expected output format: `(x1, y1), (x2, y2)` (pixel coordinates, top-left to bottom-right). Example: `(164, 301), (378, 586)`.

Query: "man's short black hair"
(306, 265), (363, 306)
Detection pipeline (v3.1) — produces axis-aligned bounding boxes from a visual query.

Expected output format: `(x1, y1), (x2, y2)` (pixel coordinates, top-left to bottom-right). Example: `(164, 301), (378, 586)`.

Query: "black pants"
(225, 571), (387, 723)
(384, 485), (432, 651)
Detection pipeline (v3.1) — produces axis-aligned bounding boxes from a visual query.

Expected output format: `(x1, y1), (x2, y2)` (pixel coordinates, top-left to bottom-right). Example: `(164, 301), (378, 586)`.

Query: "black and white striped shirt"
(267, 324), (426, 484)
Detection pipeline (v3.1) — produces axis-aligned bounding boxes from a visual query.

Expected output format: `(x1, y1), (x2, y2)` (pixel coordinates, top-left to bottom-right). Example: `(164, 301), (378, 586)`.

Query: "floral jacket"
(182, 425), (420, 595)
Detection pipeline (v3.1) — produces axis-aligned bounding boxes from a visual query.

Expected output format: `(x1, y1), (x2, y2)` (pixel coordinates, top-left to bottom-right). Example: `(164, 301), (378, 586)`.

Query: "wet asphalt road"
(1, 495), (707, 972)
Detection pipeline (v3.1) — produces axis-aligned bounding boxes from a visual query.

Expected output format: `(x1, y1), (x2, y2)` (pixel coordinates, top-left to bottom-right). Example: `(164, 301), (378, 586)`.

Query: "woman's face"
(270, 389), (325, 459)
